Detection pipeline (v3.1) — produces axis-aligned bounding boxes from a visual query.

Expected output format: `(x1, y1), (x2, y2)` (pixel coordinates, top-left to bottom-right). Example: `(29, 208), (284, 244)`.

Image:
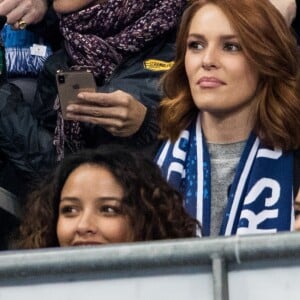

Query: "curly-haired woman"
(12, 146), (200, 249)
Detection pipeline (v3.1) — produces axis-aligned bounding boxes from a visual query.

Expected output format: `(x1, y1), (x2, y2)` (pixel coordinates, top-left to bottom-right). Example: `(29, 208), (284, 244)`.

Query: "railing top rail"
(1, 231), (300, 282)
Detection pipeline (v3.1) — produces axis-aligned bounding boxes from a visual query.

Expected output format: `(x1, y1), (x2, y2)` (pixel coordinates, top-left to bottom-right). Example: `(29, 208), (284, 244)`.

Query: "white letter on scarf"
(237, 178), (280, 233)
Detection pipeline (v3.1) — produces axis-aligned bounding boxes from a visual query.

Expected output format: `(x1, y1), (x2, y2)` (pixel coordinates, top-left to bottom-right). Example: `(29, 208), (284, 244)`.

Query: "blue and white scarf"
(156, 114), (294, 236)
(1, 24), (52, 77)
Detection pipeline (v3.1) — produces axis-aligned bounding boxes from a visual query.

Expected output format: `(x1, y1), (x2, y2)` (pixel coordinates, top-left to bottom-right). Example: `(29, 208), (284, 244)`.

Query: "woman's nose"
(76, 212), (98, 235)
(201, 45), (218, 70)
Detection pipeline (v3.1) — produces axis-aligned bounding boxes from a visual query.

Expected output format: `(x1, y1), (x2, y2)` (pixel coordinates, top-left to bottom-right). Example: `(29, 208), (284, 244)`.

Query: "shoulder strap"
(294, 149), (300, 197)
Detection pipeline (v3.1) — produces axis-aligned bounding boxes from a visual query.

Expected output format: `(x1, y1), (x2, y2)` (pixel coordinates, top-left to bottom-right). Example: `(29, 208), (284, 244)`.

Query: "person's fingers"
(66, 104), (126, 120)
(0, 0), (20, 18)
(66, 112), (125, 130)
(4, 1), (25, 25)
(77, 90), (129, 107)
(69, 91), (146, 137)
(1, 0), (47, 26)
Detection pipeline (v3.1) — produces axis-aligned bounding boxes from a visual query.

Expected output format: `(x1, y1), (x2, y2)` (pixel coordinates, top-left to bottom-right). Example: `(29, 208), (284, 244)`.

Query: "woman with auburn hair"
(156, 0), (300, 236)
(12, 146), (200, 249)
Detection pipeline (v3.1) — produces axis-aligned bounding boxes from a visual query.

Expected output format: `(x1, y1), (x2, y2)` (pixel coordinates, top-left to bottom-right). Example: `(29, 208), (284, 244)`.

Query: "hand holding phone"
(63, 89), (147, 137)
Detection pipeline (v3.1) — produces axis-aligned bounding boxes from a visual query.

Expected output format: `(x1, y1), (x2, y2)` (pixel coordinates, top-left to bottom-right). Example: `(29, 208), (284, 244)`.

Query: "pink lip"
(72, 241), (103, 246)
(197, 77), (225, 88)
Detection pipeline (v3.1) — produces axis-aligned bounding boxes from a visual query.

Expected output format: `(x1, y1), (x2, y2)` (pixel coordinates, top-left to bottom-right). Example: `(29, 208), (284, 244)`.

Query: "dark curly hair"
(13, 146), (200, 249)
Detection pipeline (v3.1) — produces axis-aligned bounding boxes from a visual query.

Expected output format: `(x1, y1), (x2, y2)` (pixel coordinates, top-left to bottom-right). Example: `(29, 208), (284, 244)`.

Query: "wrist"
(130, 106), (159, 146)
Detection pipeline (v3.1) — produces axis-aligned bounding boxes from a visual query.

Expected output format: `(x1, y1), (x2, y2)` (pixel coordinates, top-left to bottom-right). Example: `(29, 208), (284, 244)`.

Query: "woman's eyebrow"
(187, 33), (238, 40)
(95, 197), (123, 202)
(59, 197), (80, 203)
(60, 197), (123, 203)
(219, 34), (239, 41)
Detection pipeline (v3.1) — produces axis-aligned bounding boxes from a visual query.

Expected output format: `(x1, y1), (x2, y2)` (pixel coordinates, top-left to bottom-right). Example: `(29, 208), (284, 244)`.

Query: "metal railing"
(1, 231), (300, 299)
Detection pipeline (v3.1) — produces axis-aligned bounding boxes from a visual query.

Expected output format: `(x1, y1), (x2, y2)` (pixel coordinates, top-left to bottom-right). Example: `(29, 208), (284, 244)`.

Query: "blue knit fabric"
(1, 24), (52, 77)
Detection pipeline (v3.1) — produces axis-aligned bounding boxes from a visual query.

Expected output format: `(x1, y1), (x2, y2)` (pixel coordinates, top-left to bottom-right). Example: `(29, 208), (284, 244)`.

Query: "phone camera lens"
(58, 75), (65, 84)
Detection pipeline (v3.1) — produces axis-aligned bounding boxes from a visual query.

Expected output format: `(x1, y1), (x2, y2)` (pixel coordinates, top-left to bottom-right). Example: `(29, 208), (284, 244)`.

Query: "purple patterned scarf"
(54, 0), (187, 160)
(60, 0), (187, 80)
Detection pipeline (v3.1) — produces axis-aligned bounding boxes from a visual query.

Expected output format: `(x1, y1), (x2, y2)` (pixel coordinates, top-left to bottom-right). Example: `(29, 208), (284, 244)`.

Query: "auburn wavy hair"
(159, 0), (300, 150)
(12, 146), (200, 249)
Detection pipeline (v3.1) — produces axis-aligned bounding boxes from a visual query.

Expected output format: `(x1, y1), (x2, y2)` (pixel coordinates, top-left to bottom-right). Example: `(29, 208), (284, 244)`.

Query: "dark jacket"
(0, 29), (177, 196)
(33, 30), (177, 158)
(0, 83), (55, 191)
(83, 32), (176, 156)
